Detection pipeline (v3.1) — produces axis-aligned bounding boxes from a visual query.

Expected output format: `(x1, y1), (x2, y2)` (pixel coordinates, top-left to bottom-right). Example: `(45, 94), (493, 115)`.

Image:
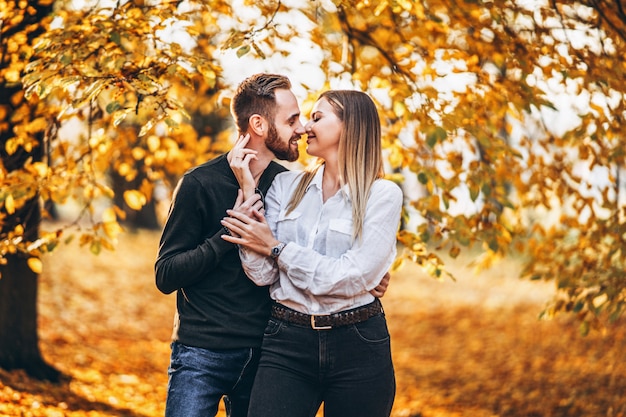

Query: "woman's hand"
(221, 206), (279, 256)
(228, 134), (258, 199)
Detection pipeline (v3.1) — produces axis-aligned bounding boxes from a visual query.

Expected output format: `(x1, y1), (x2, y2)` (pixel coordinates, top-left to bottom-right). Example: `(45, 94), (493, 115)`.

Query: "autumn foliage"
(1, 0), (625, 379)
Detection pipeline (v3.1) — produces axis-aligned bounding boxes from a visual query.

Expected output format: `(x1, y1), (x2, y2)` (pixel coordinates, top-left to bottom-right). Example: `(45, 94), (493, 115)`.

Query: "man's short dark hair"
(231, 73), (292, 133)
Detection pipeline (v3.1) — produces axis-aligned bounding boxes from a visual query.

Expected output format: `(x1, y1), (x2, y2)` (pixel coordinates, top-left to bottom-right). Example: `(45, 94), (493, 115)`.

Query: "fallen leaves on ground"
(0, 227), (624, 417)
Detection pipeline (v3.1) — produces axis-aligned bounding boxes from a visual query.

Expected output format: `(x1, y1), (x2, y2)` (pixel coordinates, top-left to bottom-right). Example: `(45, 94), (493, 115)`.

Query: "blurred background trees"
(1, 0), (624, 379)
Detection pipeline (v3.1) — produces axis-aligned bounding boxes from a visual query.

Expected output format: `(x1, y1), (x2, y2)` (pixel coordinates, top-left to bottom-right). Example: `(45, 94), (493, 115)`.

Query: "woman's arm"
(222, 180), (402, 298)
(227, 134), (257, 199)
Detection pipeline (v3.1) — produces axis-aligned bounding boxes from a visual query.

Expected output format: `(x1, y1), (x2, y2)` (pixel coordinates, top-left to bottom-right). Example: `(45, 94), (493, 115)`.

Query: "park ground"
(0, 227), (625, 416)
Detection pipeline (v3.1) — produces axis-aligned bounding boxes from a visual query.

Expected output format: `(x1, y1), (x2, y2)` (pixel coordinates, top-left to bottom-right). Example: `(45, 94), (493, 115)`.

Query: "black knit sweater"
(155, 153), (287, 349)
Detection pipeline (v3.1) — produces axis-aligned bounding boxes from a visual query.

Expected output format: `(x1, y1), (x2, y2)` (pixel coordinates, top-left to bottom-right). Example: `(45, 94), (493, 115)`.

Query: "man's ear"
(249, 114), (268, 137)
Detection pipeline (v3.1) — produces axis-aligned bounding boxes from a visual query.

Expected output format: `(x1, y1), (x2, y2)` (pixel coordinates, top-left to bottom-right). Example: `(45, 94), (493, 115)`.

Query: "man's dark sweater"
(155, 153), (287, 349)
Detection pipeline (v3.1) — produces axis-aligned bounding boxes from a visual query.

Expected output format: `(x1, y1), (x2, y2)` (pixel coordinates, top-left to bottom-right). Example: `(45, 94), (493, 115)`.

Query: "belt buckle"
(310, 314), (332, 330)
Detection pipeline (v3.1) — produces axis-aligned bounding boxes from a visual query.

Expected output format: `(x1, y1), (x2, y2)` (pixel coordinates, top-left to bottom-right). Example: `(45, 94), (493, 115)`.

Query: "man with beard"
(155, 73), (304, 417)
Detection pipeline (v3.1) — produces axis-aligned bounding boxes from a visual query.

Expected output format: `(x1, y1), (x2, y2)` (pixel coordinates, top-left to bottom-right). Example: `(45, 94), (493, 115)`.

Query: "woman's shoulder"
(373, 178), (403, 197)
(273, 169), (305, 184)
(270, 170), (306, 193)
(275, 169), (303, 179)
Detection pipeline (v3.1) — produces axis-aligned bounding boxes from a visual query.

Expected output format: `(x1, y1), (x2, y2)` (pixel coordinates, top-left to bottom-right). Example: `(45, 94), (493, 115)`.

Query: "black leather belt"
(271, 299), (384, 330)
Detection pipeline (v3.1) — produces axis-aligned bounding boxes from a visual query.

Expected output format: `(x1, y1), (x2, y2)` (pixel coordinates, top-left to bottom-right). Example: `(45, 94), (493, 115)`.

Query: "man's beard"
(266, 124), (299, 162)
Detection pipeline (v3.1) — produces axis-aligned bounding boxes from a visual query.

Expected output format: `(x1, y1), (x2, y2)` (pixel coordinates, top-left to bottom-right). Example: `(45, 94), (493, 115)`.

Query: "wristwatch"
(270, 242), (286, 260)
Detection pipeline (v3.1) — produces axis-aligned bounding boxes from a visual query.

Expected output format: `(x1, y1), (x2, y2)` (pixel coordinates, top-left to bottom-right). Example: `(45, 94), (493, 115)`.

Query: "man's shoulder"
(256, 160), (289, 194)
(266, 160), (289, 175)
(182, 154), (231, 184)
(186, 154), (228, 175)
(176, 154), (233, 195)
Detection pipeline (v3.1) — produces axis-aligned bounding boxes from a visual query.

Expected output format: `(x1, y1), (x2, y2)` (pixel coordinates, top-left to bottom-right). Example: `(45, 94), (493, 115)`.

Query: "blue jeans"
(165, 342), (260, 417)
(247, 313), (395, 417)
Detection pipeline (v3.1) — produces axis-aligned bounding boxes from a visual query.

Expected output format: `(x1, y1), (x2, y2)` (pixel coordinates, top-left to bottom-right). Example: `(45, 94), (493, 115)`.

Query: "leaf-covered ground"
(1, 228), (624, 417)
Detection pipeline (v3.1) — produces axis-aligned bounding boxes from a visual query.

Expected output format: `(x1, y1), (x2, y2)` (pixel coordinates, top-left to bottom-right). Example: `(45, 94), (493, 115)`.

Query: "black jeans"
(247, 312), (395, 417)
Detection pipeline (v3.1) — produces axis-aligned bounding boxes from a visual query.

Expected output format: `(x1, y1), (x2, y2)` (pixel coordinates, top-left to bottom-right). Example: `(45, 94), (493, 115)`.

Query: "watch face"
(271, 243), (284, 258)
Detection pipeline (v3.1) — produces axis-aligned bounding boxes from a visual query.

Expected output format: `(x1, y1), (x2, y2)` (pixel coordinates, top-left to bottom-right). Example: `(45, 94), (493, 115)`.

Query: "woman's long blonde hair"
(286, 90), (384, 241)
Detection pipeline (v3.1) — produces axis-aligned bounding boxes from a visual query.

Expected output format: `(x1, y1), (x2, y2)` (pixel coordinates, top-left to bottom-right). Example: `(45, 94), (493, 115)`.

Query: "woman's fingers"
(229, 134), (258, 169)
(221, 217), (246, 239)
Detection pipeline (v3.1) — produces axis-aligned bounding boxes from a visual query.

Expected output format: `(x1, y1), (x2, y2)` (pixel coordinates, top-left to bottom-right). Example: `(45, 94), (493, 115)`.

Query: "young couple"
(155, 73), (402, 417)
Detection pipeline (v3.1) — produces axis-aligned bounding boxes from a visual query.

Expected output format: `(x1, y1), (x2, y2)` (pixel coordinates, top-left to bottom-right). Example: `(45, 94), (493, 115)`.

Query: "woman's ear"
(249, 114), (268, 137)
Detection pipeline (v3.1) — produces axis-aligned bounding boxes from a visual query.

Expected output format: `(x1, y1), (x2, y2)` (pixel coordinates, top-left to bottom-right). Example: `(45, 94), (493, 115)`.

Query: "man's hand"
(369, 271), (391, 298)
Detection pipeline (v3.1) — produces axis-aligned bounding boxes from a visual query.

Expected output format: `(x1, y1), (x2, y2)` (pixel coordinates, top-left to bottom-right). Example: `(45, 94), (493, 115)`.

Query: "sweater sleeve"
(155, 175), (235, 294)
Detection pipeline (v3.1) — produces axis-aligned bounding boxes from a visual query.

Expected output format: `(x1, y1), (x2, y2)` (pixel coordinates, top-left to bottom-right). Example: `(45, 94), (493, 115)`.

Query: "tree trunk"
(0, 208), (61, 381)
(0, 1), (58, 381)
(0, 197), (61, 381)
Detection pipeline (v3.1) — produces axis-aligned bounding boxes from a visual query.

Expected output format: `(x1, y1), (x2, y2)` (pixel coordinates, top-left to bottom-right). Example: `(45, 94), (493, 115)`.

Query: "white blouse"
(239, 165), (403, 315)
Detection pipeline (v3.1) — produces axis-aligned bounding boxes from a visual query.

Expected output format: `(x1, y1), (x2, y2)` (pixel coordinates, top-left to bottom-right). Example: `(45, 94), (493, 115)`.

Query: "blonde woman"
(222, 90), (402, 417)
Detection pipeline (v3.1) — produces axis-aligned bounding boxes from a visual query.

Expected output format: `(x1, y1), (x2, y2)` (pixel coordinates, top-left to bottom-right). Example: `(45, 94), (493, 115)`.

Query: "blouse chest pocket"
(326, 218), (353, 253)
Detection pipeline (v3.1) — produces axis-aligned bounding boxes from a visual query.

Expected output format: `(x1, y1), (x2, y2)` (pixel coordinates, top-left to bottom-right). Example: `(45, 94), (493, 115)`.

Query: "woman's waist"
(270, 291), (376, 316)
(270, 298), (383, 330)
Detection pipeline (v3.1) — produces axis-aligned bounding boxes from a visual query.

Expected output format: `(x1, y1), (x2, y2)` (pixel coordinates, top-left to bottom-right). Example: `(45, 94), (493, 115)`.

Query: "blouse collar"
(307, 164), (351, 201)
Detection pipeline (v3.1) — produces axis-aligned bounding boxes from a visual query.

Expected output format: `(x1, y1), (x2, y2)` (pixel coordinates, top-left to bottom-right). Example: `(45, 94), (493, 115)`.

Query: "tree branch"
(336, 5), (416, 83)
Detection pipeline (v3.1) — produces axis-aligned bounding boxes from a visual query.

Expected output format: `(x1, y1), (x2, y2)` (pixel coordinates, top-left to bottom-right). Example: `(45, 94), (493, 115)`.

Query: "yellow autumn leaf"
(146, 135), (160, 152)
(5, 138), (19, 155)
(131, 147), (146, 160)
(30, 162), (49, 177)
(5, 68), (21, 83)
(123, 190), (147, 210)
(388, 146), (404, 168)
(102, 207), (116, 223)
(5, 194), (15, 214)
(117, 162), (131, 176)
(90, 240), (101, 255)
(393, 101), (406, 118)
(103, 221), (123, 239)
(27, 257), (43, 274)
(26, 117), (48, 133)
(14, 224), (24, 235)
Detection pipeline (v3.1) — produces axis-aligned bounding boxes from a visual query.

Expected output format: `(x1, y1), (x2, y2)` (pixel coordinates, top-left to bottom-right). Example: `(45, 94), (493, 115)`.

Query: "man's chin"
(287, 151), (299, 162)
(273, 149), (299, 162)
